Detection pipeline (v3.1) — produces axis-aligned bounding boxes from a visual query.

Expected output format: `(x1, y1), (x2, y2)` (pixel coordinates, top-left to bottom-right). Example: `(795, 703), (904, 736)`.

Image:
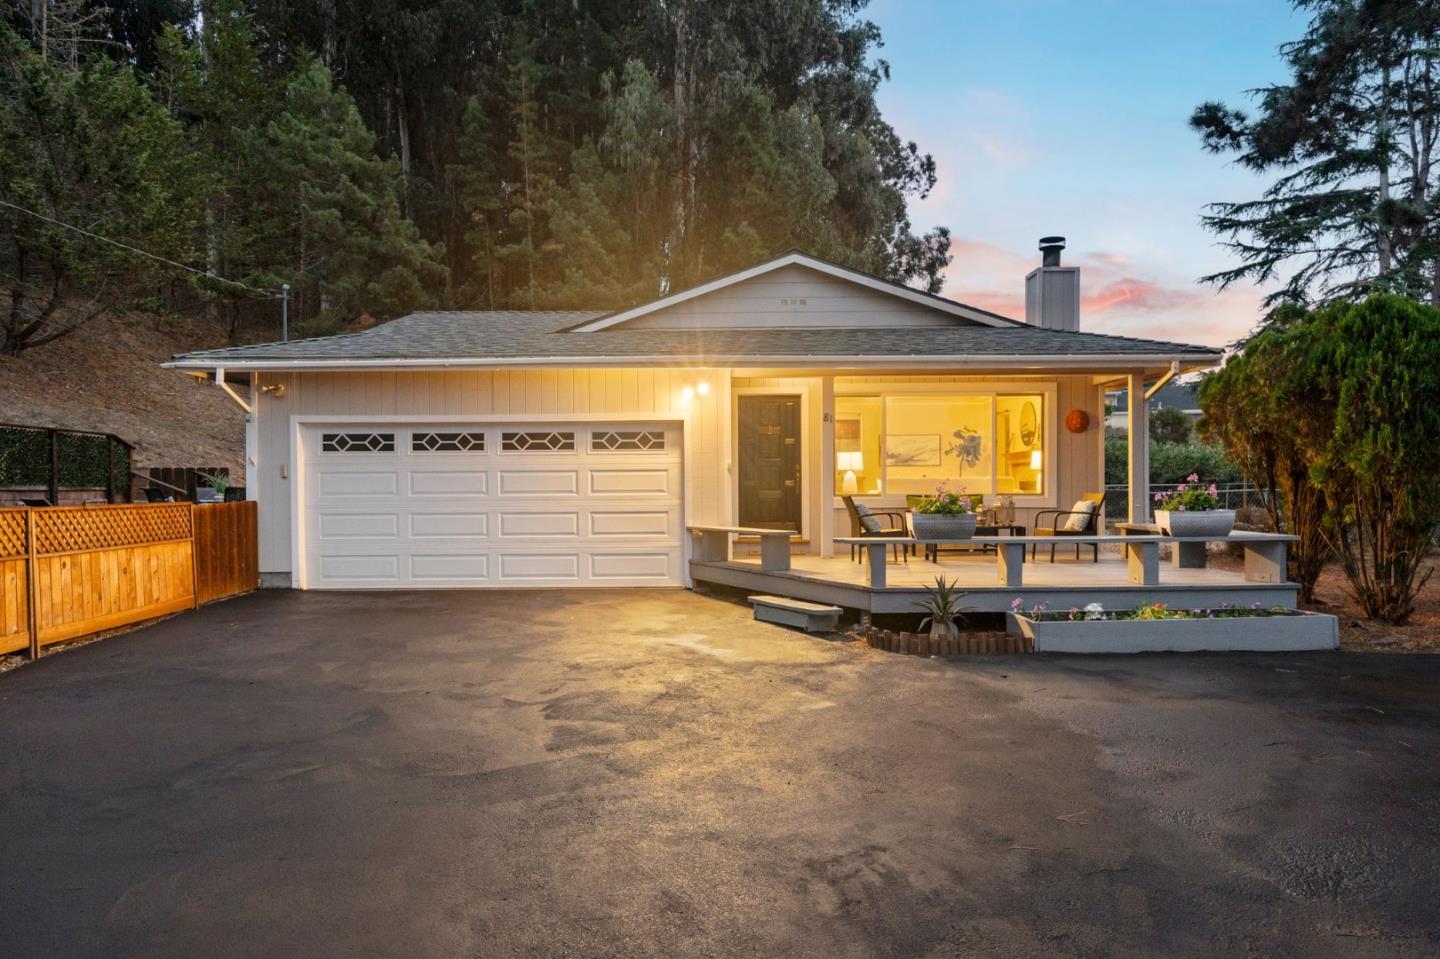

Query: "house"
(1105, 380), (1203, 431)
(168, 238), (1222, 591)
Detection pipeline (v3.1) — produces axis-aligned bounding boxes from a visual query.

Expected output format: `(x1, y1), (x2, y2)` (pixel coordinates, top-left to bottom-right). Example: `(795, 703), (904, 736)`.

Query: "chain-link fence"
(1103, 483), (1269, 521)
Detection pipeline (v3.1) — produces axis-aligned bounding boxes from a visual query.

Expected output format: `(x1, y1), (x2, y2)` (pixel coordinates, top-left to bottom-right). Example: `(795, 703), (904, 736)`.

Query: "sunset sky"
(867, 0), (1303, 346)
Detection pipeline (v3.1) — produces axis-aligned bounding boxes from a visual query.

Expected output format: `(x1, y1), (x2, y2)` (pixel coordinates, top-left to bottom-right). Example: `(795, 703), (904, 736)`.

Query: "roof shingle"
(171, 310), (1220, 364)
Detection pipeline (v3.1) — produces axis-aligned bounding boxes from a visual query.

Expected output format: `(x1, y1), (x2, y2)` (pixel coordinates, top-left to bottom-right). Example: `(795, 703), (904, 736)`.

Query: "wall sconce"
(261, 383), (286, 398)
(680, 386), (695, 402)
(1029, 449), (1043, 470)
(696, 381), (710, 396)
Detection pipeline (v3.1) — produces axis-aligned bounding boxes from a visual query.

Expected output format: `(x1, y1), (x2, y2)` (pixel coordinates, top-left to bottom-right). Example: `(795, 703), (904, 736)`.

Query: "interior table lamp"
(836, 451), (864, 494)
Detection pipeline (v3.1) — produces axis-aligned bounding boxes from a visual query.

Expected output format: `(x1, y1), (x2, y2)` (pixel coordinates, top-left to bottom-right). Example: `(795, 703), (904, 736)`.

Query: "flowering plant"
(1154, 473), (1222, 512)
(913, 482), (976, 515)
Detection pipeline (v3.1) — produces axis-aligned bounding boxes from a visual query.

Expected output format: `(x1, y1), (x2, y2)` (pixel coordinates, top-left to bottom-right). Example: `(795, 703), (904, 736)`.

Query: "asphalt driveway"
(2, 589), (1438, 958)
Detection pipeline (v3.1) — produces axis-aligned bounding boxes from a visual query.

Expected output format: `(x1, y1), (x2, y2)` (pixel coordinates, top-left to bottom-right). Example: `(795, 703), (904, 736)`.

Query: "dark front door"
(738, 395), (802, 532)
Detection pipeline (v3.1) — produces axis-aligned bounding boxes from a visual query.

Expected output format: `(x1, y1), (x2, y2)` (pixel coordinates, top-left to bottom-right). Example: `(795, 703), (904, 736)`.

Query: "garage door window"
(412, 431), (485, 452)
(501, 430), (575, 452)
(321, 432), (395, 453)
(592, 430), (666, 452)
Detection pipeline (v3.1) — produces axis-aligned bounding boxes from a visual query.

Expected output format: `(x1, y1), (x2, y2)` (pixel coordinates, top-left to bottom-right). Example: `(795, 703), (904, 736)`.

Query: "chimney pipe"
(1025, 235), (1080, 332)
(1039, 235), (1066, 268)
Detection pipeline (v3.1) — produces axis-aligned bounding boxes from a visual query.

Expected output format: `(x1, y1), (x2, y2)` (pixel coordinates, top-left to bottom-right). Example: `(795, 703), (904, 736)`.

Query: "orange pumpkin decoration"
(1065, 409), (1090, 434)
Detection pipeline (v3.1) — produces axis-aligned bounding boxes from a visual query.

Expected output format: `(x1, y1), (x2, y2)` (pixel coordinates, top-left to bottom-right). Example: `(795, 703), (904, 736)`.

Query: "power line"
(0, 197), (282, 300)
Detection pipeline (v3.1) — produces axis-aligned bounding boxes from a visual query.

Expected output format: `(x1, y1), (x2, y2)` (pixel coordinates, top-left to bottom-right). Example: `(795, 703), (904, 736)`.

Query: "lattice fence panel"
(34, 504), (193, 555)
(0, 510), (25, 560)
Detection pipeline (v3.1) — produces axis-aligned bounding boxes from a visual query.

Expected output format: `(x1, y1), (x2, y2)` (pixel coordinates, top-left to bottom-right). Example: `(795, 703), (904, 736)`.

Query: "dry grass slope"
(0, 317), (245, 484)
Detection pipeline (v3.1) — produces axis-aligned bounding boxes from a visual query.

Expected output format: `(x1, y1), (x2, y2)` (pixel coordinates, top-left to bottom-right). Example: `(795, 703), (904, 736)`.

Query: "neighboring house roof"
(169, 309), (1220, 369)
(565, 250), (1021, 331)
(1109, 381), (1202, 414)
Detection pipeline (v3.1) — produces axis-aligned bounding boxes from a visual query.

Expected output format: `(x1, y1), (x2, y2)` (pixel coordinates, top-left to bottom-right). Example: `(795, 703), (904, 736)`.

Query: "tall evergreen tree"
(1192, 0), (1440, 309)
(0, 21), (199, 354)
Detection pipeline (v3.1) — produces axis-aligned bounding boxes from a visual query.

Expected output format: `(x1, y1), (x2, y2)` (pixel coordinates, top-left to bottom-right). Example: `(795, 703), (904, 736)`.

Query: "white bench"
(687, 525), (794, 571)
(834, 532), (1297, 590)
(749, 595), (842, 633)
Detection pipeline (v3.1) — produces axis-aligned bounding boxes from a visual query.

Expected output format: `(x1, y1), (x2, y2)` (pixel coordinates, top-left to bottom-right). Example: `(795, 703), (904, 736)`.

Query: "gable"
(568, 253), (1017, 332)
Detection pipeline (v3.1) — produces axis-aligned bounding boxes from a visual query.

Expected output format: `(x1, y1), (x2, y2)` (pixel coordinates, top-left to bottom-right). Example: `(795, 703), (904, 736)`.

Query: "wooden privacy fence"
(0, 501), (257, 658)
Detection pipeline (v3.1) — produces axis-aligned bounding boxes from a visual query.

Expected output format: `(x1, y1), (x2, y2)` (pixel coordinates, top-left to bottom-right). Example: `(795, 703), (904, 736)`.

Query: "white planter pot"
(1154, 508), (1235, 537)
(910, 513), (978, 540)
(1009, 609), (1338, 654)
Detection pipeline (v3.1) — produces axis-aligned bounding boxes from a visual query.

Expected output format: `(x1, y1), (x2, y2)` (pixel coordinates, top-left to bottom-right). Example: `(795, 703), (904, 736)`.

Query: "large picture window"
(834, 391), (1047, 498)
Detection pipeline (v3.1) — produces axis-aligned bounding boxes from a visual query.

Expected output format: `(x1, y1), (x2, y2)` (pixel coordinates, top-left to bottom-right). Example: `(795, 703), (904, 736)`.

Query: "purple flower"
(1010, 597), (1023, 610)
(1187, 473), (1200, 483)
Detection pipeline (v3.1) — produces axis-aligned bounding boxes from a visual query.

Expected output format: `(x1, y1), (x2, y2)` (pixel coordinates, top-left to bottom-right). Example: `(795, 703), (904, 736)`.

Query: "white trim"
(287, 412), (692, 591)
(566, 252), (1020, 332)
(165, 353), (1222, 374)
(831, 381), (1061, 509)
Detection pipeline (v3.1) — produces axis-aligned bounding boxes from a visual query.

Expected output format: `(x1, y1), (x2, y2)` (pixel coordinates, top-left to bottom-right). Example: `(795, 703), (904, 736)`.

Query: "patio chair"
(841, 495), (908, 564)
(142, 487), (175, 503)
(20, 498), (50, 507)
(1031, 492), (1104, 563)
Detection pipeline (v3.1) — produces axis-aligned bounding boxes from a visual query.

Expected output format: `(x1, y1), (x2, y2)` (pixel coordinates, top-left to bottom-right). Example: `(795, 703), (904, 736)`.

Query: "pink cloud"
(939, 236), (1263, 347)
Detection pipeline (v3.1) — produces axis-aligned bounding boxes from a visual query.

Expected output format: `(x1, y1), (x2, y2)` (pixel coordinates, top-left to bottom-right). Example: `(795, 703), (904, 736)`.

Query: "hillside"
(0, 317), (246, 486)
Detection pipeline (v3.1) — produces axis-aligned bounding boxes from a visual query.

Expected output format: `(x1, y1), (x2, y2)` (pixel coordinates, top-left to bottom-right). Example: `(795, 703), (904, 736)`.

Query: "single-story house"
(169, 238), (1221, 590)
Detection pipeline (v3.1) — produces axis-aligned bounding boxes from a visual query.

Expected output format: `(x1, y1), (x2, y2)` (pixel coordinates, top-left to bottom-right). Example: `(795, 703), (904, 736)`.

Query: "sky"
(866, 0), (1305, 346)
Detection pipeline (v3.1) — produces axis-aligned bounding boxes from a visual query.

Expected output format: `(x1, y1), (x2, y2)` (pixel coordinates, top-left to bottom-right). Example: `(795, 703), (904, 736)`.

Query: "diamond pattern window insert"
(412, 431), (486, 453)
(321, 432), (395, 453)
(501, 431), (576, 452)
(591, 430), (667, 452)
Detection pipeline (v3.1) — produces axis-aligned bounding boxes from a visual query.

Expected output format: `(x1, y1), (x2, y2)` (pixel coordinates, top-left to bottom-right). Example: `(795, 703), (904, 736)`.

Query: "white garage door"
(300, 423), (683, 588)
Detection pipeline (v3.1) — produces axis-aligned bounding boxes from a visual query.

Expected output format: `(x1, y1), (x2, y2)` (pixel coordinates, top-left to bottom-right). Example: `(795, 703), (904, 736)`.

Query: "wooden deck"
(691, 549), (1300, 615)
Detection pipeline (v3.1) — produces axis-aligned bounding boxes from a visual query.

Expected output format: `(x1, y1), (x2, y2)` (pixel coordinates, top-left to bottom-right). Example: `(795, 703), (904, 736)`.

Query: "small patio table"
(925, 524), (1027, 562)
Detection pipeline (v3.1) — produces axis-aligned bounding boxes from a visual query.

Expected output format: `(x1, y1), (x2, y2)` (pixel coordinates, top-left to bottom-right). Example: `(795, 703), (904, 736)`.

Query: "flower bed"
(1008, 600), (1339, 653)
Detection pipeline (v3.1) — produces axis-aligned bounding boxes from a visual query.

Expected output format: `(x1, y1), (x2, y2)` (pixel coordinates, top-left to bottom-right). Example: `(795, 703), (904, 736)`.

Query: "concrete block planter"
(1009, 609), (1338, 654)
(1154, 508), (1236, 537)
(910, 513), (978, 539)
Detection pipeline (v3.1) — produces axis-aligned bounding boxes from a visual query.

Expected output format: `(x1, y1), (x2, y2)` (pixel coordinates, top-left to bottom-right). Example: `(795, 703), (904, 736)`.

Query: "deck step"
(749, 594), (842, 633)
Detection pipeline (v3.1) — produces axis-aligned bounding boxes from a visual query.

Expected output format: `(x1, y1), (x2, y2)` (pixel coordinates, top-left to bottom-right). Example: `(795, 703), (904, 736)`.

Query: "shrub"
(1302, 295), (1440, 623)
(1149, 442), (1242, 486)
(1199, 305), (1330, 600)
(1149, 406), (1193, 444)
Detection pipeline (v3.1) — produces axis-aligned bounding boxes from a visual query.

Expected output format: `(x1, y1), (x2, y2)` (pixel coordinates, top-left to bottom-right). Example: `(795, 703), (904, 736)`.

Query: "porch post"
(1127, 371), (1150, 523)
(819, 375), (835, 558)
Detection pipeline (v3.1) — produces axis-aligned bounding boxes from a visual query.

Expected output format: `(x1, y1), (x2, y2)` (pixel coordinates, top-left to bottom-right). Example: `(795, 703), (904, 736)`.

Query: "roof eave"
(164, 351), (1223, 373)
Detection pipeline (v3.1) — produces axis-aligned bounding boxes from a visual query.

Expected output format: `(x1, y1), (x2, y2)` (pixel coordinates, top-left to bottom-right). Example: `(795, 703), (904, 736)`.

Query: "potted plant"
(916, 576), (969, 644)
(1153, 473), (1235, 537)
(910, 482), (978, 539)
(197, 472), (229, 504)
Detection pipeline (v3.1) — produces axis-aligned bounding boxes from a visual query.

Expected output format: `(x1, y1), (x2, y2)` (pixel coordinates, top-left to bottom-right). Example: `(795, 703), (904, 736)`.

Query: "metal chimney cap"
(1039, 235), (1066, 267)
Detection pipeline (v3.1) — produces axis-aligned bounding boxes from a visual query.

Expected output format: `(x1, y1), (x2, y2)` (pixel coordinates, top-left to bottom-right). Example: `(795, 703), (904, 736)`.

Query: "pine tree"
(1192, 0), (1440, 309)
(0, 21), (199, 354)
(254, 56), (446, 335)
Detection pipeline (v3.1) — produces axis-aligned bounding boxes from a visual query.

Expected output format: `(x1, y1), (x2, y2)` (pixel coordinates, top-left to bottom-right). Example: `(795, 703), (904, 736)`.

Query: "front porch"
(690, 539), (1300, 615)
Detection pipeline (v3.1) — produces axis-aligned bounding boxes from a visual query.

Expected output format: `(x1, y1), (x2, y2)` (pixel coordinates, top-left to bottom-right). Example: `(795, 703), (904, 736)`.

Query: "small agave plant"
(916, 576), (968, 642)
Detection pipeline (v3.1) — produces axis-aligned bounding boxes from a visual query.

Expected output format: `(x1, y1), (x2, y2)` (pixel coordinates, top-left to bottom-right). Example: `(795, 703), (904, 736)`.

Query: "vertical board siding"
(253, 367), (1104, 576)
(194, 501), (259, 605)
